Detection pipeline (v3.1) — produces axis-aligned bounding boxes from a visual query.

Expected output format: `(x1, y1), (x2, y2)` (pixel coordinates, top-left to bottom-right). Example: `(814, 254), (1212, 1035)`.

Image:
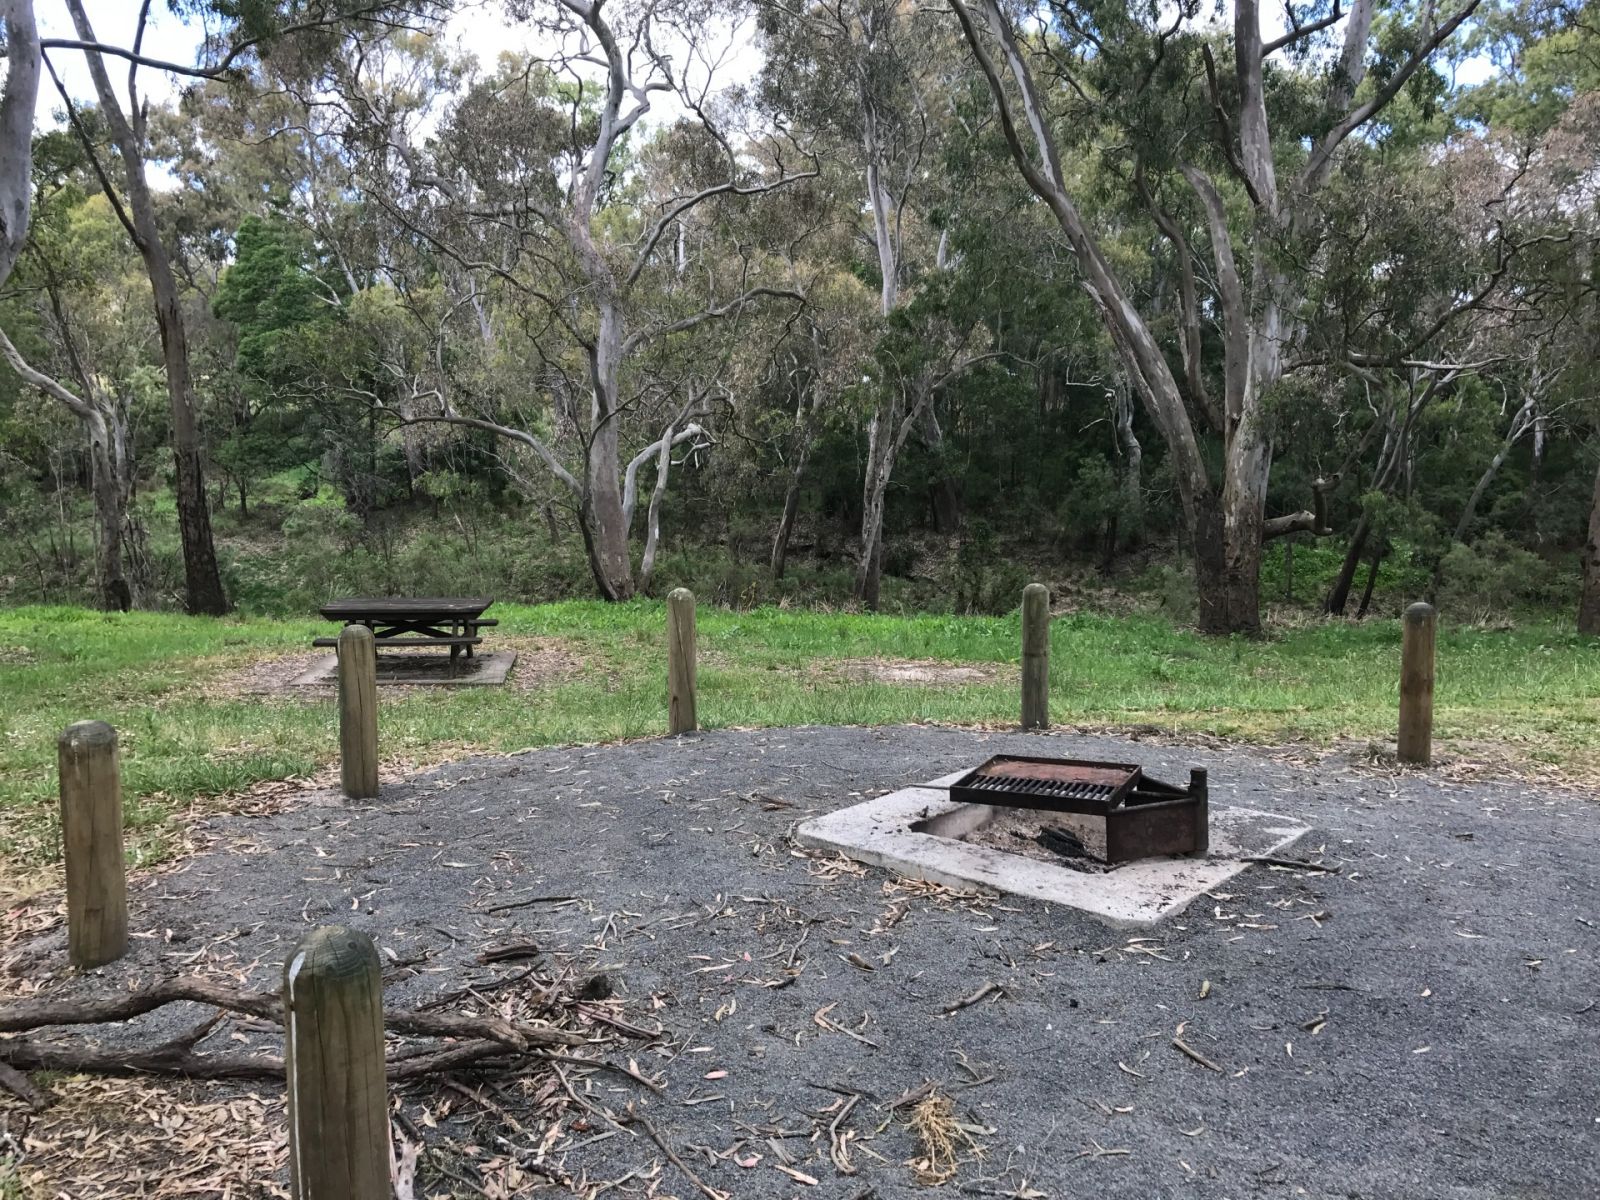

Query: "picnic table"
(315, 597), (497, 673)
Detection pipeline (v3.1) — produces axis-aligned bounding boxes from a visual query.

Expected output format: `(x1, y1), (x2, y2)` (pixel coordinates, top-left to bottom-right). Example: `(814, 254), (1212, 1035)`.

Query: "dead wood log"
(0, 975), (588, 1050)
(0, 1034), (538, 1081)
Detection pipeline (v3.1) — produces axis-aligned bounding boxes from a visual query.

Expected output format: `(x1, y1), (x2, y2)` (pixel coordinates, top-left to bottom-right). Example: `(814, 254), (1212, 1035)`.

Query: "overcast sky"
(31, 1), (1489, 133)
(32, 0), (760, 130)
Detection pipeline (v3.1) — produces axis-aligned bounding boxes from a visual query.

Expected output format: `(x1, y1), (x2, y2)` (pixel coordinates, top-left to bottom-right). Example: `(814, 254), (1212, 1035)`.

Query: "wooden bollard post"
(1021, 583), (1050, 730)
(1399, 601), (1436, 766)
(667, 588), (697, 735)
(284, 926), (390, 1200)
(338, 624), (378, 799)
(58, 720), (127, 968)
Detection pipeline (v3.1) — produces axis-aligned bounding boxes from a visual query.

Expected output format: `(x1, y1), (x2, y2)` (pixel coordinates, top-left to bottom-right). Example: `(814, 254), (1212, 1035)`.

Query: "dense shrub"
(1435, 532), (1566, 621)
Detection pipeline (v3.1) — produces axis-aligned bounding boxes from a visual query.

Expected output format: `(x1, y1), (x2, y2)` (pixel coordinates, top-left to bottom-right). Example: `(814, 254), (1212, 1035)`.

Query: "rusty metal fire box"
(947, 755), (1209, 864)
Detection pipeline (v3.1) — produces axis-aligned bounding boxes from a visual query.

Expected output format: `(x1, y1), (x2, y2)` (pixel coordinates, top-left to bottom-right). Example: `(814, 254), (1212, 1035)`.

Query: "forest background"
(1, 0), (1597, 633)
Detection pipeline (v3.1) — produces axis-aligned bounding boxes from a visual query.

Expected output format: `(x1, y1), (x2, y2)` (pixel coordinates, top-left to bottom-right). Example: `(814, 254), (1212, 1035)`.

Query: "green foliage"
(1436, 532), (1568, 619)
(949, 521), (1030, 614)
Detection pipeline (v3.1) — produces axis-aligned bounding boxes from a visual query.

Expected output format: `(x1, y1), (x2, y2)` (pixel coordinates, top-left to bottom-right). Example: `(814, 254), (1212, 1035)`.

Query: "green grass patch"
(3, 602), (1598, 877)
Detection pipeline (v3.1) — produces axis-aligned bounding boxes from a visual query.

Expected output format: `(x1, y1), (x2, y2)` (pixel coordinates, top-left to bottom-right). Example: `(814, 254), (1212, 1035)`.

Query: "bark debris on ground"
(3, 725), (1597, 1199)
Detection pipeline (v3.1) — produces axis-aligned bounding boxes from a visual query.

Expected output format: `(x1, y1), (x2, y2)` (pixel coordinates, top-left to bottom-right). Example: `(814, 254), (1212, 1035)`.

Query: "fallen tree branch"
(1172, 1037), (1224, 1073)
(0, 1034), (536, 1081)
(624, 1112), (730, 1200)
(0, 1060), (47, 1110)
(0, 975), (588, 1050)
(942, 980), (1004, 1015)
(0, 973), (646, 1091)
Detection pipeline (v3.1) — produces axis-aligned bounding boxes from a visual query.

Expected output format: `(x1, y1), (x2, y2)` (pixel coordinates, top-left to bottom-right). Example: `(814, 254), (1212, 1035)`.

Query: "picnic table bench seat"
(315, 596), (496, 675)
(312, 634), (483, 650)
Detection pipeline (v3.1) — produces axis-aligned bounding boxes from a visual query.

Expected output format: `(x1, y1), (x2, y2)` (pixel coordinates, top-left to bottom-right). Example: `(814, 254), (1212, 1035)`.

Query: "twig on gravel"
(573, 1002), (663, 1040)
(829, 1093), (860, 1174)
(536, 1050), (664, 1093)
(1172, 1038), (1223, 1073)
(1068, 1139), (1131, 1161)
(478, 942), (542, 963)
(1242, 856), (1340, 873)
(624, 1112), (730, 1200)
(482, 893), (578, 914)
(942, 981), (1004, 1014)
(813, 1003), (882, 1047)
(890, 1081), (938, 1111)
(391, 1130), (422, 1200)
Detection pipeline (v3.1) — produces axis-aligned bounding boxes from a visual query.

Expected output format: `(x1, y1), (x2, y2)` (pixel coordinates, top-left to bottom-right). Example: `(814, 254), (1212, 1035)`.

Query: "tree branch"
(393, 413), (581, 495)
(623, 420), (706, 529)
(621, 286), (804, 356)
(1261, 2), (1345, 56)
(0, 324), (97, 423)
(1300, 0), (1482, 192)
(1135, 161), (1220, 431)
(626, 172), (818, 288)
(1179, 164), (1249, 430)
(39, 3), (426, 81)
(1201, 45), (1264, 208)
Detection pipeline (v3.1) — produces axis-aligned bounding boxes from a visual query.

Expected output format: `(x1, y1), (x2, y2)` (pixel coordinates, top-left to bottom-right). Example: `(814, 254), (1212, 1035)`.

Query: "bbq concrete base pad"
(291, 649), (518, 687)
(796, 770), (1312, 927)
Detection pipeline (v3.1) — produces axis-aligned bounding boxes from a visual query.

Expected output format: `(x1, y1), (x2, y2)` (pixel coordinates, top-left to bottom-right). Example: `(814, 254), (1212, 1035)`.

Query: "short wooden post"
(337, 624), (378, 799)
(284, 926), (390, 1200)
(1399, 601), (1436, 766)
(58, 720), (127, 969)
(667, 588), (697, 735)
(1021, 583), (1050, 730)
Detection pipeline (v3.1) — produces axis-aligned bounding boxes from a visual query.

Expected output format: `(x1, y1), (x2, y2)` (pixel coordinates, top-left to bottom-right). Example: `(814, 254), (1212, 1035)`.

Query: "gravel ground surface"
(10, 724), (1600, 1199)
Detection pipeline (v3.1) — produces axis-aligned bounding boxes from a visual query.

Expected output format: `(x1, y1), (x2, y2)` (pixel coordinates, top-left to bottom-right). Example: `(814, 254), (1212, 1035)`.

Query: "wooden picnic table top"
(319, 597), (494, 621)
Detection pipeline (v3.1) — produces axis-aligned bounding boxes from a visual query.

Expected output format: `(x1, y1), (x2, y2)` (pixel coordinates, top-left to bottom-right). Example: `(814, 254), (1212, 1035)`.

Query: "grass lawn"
(2, 601), (1597, 882)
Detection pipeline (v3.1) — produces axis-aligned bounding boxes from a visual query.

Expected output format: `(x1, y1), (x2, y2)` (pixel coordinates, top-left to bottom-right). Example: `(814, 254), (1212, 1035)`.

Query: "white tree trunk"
(0, 1), (41, 291)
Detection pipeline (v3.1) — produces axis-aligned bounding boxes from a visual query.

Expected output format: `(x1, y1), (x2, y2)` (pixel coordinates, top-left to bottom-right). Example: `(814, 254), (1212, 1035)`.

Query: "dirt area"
(3, 725), (1596, 1199)
(961, 805), (1112, 871)
(815, 656), (1015, 685)
(205, 636), (587, 697)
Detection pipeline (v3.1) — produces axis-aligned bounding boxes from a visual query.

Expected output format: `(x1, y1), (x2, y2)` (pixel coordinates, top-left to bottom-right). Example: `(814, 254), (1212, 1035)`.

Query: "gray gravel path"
(24, 725), (1600, 1198)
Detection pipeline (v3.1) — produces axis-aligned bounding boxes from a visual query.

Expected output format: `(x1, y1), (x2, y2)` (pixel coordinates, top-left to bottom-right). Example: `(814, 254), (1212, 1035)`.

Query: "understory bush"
(1434, 532), (1566, 621)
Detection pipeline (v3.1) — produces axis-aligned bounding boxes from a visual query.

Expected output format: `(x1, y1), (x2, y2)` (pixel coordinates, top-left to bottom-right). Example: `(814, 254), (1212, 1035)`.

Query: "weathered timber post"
(1399, 601), (1436, 766)
(337, 624), (378, 799)
(58, 720), (127, 968)
(667, 588), (697, 735)
(1021, 583), (1050, 730)
(284, 926), (390, 1200)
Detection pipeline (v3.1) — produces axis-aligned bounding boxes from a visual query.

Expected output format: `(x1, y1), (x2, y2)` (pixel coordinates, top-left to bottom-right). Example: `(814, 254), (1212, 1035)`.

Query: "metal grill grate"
(959, 774), (1119, 803)
(941, 755), (1211, 864)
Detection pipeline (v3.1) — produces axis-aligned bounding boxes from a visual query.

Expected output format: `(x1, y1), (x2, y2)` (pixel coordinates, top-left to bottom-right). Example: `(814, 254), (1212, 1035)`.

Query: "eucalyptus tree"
(39, 0), (232, 613)
(37, 1), (443, 614)
(0, 5), (146, 609)
(0, 134), (159, 610)
(368, 2), (818, 600)
(0, 0), (40, 290)
(759, 0), (971, 605)
(953, 0), (1492, 633)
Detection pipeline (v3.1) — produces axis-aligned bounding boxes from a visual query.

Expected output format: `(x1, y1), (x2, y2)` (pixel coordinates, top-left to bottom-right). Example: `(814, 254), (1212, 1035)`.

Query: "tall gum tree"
(0, 189), (147, 610)
(0, 0), (40, 290)
(374, 1), (817, 600)
(35, 1), (447, 613)
(50, 0), (229, 614)
(759, 0), (972, 607)
(953, 0), (1485, 633)
(2, 5), (142, 610)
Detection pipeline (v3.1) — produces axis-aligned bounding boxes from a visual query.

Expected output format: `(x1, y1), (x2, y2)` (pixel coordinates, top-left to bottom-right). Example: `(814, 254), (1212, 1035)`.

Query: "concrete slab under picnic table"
(289, 648), (519, 687)
(19, 726), (1600, 1198)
